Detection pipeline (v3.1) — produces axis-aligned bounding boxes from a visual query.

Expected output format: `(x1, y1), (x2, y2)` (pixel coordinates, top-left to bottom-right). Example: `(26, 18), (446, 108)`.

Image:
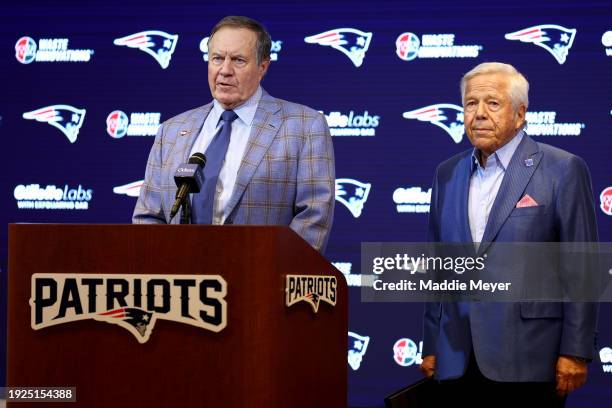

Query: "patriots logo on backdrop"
(505, 24), (576, 64)
(304, 28), (372, 67)
(113, 180), (144, 197)
(22, 105), (86, 143)
(113, 30), (178, 69)
(403, 104), (464, 143)
(335, 178), (372, 218)
(348, 331), (370, 371)
(97, 308), (155, 339)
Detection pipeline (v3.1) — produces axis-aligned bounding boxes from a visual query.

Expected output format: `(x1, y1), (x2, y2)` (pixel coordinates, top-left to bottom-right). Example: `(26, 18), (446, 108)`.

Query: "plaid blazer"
(133, 90), (335, 253)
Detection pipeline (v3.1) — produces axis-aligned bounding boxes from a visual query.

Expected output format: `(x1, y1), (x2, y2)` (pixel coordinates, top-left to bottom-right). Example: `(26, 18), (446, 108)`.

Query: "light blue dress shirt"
(189, 86), (262, 224)
(468, 131), (524, 246)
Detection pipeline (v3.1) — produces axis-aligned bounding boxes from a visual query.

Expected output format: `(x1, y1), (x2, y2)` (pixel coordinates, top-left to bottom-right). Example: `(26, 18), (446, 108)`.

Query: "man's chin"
(215, 95), (240, 109)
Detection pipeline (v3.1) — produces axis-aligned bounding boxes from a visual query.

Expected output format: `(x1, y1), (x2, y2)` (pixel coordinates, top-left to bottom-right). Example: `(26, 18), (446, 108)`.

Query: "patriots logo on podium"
(403, 104), (464, 143)
(113, 30), (179, 69)
(505, 24), (577, 65)
(335, 178), (372, 218)
(348, 331), (370, 371)
(305, 28), (372, 67)
(113, 180), (144, 197)
(285, 275), (337, 313)
(97, 308), (155, 339)
(22, 104), (86, 143)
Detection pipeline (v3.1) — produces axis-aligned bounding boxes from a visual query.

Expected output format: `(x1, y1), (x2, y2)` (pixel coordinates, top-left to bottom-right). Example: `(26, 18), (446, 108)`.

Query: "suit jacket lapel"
(458, 154), (476, 254)
(225, 91), (282, 217)
(174, 103), (213, 163)
(478, 135), (542, 254)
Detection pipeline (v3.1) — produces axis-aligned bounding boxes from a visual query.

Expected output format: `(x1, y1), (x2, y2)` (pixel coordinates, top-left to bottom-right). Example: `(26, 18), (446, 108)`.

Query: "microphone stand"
(179, 197), (191, 224)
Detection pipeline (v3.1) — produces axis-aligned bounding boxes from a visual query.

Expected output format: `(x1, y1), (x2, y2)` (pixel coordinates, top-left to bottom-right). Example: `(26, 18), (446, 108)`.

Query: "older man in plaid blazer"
(133, 16), (335, 253)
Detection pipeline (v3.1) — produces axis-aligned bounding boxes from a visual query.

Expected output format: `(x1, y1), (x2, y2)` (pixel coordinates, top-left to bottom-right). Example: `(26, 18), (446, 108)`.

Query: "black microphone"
(169, 152), (206, 221)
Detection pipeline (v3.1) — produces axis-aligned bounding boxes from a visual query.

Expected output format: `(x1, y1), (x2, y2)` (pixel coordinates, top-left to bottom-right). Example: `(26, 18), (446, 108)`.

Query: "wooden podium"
(8, 224), (347, 407)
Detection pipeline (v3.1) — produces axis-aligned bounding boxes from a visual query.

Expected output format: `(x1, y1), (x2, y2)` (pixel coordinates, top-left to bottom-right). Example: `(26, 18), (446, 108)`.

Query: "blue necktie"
(191, 110), (239, 224)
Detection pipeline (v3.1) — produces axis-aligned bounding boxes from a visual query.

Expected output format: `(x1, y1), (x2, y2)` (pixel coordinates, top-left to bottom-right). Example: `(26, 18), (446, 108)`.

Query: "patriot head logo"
(23, 105), (86, 143)
(505, 24), (576, 65)
(335, 178), (372, 218)
(393, 338), (423, 367)
(113, 180), (143, 197)
(113, 30), (178, 69)
(396, 32), (420, 61)
(403, 104), (464, 143)
(348, 331), (370, 371)
(304, 28), (372, 67)
(15, 36), (37, 64)
(600, 186), (612, 215)
(97, 308), (154, 339)
(106, 110), (129, 138)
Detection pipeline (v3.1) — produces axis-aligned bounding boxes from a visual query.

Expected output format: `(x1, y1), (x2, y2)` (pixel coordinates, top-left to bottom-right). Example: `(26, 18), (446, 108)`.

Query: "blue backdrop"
(2, 1), (612, 406)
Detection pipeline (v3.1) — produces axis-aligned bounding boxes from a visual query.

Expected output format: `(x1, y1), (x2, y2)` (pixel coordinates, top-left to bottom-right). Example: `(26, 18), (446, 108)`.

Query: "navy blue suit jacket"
(423, 134), (598, 381)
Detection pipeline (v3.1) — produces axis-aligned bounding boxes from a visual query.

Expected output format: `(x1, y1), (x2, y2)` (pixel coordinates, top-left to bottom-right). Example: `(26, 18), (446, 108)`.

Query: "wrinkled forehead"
(465, 73), (510, 97)
(209, 27), (257, 56)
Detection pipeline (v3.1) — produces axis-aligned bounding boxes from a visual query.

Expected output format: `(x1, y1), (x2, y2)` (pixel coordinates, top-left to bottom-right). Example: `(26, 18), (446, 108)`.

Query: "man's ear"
(259, 59), (270, 78)
(515, 104), (526, 130)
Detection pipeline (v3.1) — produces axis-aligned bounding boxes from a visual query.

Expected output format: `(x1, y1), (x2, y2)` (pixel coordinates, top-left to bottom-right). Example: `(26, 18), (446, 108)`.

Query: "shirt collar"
(471, 129), (524, 172)
(211, 86), (262, 127)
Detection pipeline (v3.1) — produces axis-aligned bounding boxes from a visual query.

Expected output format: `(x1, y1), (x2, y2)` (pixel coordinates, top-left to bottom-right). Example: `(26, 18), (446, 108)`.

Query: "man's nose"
(475, 101), (487, 118)
(219, 57), (233, 75)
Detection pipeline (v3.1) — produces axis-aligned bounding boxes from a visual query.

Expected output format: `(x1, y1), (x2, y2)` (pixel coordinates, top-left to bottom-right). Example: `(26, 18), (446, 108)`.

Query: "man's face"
(208, 27), (269, 110)
(463, 73), (525, 158)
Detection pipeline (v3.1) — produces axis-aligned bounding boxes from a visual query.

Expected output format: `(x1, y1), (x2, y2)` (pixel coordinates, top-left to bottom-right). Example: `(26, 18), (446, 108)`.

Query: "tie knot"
(221, 110), (238, 123)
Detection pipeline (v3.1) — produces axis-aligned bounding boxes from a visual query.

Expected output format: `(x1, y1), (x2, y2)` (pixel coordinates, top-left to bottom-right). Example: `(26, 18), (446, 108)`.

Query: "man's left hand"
(556, 355), (587, 396)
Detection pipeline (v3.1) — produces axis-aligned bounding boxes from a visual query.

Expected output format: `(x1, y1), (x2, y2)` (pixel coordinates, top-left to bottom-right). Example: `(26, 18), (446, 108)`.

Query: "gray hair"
(460, 62), (529, 110)
(209, 16), (271, 64)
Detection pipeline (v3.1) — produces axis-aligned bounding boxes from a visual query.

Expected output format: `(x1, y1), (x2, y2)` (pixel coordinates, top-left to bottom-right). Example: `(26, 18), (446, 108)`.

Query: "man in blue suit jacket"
(421, 62), (598, 405)
(133, 16), (335, 253)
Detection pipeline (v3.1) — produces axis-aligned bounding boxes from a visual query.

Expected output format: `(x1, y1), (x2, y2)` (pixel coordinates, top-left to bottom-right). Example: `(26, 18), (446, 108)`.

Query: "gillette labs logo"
(14, 184), (93, 210)
(393, 187), (431, 213)
(322, 110), (380, 136)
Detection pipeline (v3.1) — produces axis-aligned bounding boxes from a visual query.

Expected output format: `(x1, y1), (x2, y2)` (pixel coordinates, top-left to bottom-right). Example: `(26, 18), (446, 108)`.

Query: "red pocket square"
(516, 194), (539, 208)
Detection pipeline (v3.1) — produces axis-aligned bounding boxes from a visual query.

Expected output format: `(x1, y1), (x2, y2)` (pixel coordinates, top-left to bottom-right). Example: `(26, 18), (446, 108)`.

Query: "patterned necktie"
(191, 110), (239, 224)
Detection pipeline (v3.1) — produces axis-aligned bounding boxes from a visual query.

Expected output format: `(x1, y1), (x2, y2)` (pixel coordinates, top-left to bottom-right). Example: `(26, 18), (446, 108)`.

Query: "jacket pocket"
(509, 205), (547, 217)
